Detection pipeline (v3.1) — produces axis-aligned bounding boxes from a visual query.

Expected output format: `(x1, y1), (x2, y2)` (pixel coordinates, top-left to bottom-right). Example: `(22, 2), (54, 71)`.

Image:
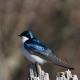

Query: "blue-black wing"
(24, 38), (58, 57)
(24, 38), (74, 70)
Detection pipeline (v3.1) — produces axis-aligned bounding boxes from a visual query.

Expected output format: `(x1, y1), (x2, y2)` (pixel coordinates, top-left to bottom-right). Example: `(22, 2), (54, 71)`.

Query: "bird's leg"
(30, 63), (37, 77)
(28, 63), (41, 77)
(35, 63), (38, 77)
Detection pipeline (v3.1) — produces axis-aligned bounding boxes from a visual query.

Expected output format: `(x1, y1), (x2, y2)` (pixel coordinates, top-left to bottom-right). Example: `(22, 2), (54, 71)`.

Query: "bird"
(18, 30), (74, 73)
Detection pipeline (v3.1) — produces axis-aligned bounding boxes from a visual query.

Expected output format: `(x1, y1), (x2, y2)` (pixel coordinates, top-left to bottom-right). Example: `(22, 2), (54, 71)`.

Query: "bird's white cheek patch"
(22, 36), (29, 43)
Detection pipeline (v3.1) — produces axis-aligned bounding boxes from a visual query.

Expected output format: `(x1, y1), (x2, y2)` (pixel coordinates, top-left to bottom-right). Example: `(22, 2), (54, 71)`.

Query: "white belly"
(22, 45), (47, 64)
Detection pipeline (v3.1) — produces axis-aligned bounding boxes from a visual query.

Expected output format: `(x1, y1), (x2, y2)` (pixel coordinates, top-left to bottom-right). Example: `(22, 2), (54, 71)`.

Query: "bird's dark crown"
(19, 30), (34, 39)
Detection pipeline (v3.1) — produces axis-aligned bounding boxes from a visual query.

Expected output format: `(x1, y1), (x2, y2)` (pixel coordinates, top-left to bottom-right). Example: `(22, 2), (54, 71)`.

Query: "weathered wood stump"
(28, 64), (49, 80)
(56, 69), (78, 80)
(28, 64), (78, 80)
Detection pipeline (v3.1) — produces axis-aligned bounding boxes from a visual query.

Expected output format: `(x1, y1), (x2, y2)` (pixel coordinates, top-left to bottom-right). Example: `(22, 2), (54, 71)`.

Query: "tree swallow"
(18, 30), (74, 70)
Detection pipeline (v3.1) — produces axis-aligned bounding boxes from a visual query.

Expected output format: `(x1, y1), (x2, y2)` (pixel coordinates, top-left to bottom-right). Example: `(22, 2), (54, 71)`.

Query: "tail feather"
(46, 53), (75, 70)
(52, 57), (75, 70)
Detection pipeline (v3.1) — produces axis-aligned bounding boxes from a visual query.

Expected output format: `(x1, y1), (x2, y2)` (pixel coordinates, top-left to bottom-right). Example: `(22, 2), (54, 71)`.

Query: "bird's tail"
(47, 54), (75, 70)
(53, 58), (74, 70)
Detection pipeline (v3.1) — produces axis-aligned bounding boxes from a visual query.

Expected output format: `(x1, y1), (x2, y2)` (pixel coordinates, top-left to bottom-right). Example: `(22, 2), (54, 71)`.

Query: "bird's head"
(18, 30), (34, 41)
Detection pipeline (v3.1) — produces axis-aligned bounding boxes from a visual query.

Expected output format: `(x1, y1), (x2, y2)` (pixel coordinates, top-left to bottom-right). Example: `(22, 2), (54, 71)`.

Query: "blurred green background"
(0, 0), (80, 80)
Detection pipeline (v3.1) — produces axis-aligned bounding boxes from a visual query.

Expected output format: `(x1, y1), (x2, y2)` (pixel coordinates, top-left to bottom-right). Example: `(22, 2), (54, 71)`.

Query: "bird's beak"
(18, 34), (21, 37)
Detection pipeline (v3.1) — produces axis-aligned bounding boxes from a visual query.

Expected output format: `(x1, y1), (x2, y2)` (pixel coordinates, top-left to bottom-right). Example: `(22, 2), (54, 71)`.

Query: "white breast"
(22, 42), (47, 64)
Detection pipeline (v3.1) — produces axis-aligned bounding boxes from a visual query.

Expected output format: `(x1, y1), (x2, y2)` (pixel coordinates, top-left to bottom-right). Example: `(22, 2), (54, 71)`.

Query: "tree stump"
(56, 69), (78, 80)
(28, 64), (49, 80)
(28, 63), (78, 80)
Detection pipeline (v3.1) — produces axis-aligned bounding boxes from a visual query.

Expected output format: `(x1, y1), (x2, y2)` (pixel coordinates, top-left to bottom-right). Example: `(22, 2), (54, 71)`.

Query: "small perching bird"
(18, 30), (75, 71)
